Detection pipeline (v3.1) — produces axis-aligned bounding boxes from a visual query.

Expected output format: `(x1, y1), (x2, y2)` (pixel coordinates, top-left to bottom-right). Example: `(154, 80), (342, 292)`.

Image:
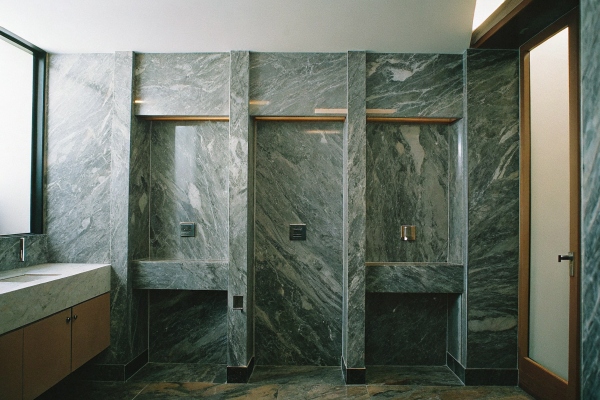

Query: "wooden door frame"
(518, 8), (580, 400)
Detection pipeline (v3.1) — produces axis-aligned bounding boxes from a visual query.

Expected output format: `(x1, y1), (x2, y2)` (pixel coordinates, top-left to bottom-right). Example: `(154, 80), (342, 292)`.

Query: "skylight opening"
(472, 0), (506, 30)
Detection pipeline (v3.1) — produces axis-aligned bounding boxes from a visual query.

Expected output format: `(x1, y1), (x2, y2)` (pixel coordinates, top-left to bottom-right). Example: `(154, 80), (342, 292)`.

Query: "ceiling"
(0, 0), (478, 54)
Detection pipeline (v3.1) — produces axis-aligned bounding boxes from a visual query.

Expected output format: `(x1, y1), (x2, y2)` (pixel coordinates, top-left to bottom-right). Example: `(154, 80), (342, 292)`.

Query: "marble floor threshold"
(38, 363), (535, 399)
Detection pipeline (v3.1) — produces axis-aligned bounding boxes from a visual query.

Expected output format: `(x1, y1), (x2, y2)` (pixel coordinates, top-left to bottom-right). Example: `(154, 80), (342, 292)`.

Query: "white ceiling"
(1, 0), (478, 54)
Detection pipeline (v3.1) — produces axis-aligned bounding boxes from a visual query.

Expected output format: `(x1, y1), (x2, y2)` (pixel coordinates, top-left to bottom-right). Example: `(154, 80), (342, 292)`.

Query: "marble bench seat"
(365, 262), (463, 294)
(132, 259), (228, 291)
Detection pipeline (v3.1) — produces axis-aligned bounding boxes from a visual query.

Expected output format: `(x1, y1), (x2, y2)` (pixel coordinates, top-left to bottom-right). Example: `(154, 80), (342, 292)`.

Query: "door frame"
(518, 8), (580, 400)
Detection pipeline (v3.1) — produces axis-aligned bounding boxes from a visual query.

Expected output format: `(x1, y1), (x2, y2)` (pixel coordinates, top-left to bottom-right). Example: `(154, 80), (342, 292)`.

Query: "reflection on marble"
(366, 365), (463, 386)
(278, 384), (370, 399)
(465, 50), (519, 369)
(46, 54), (113, 264)
(228, 51), (253, 369)
(38, 378), (147, 400)
(149, 121), (228, 260)
(367, 385), (534, 399)
(134, 53), (230, 116)
(249, 53), (347, 116)
(132, 260), (227, 290)
(345, 51), (367, 370)
(448, 121), (466, 265)
(366, 53), (463, 118)
(581, 1), (600, 396)
(249, 365), (345, 385)
(366, 123), (449, 263)
(365, 293), (447, 366)
(138, 382), (278, 399)
(0, 234), (47, 272)
(365, 263), (463, 293)
(255, 121), (343, 365)
(148, 290), (226, 364)
(129, 363), (226, 383)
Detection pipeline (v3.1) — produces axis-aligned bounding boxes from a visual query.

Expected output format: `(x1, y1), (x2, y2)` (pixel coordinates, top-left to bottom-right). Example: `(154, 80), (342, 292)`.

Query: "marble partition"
(249, 53), (347, 116)
(228, 51), (253, 370)
(366, 53), (463, 118)
(132, 260), (227, 290)
(366, 123), (449, 263)
(580, 1), (600, 396)
(134, 53), (230, 116)
(365, 293), (447, 366)
(254, 120), (343, 366)
(344, 51), (367, 371)
(366, 263), (463, 293)
(464, 49), (519, 369)
(46, 54), (113, 264)
(148, 290), (227, 364)
(0, 234), (47, 272)
(149, 121), (229, 260)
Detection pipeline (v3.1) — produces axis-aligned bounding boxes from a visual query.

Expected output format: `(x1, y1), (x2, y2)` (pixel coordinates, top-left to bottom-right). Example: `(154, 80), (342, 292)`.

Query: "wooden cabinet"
(0, 328), (24, 399)
(0, 292), (110, 400)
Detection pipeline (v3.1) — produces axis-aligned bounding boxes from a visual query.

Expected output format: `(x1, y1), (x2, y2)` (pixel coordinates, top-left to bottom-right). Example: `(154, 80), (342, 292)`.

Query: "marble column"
(228, 51), (254, 382)
(343, 51), (367, 383)
(580, 1), (600, 396)
(464, 49), (520, 384)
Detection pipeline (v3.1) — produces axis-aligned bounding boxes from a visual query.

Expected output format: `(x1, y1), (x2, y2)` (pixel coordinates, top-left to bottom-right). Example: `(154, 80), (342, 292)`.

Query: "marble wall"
(254, 120), (343, 365)
(366, 123), (449, 263)
(366, 53), (463, 118)
(149, 121), (229, 260)
(249, 53), (347, 116)
(464, 49), (520, 370)
(134, 53), (230, 116)
(580, 1), (600, 396)
(0, 234), (47, 272)
(148, 290), (227, 364)
(365, 293), (447, 366)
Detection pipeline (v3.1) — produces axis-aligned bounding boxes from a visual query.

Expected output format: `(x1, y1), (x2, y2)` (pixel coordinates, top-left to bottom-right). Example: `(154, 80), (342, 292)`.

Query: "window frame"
(0, 27), (46, 234)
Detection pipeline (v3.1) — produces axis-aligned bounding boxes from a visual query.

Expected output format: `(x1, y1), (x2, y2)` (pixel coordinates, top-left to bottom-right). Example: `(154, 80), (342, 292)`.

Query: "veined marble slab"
(0, 263), (110, 335)
(132, 260), (228, 291)
(365, 262), (463, 293)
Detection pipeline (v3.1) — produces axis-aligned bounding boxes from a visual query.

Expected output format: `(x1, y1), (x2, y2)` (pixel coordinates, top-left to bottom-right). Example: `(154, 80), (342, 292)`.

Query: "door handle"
(558, 252), (575, 277)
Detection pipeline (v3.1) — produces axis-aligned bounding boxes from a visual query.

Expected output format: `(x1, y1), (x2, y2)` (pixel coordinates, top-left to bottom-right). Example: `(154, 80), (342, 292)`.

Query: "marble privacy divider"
(365, 263), (463, 293)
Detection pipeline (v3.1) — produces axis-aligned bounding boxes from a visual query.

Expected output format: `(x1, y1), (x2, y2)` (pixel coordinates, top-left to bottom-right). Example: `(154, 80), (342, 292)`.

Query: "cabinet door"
(71, 292), (110, 371)
(23, 309), (72, 400)
(0, 328), (23, 400)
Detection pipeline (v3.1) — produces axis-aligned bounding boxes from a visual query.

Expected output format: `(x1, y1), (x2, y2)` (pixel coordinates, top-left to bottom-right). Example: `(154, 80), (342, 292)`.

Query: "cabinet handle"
(66, 316), (71, 323)
(73, 314), (78, 320)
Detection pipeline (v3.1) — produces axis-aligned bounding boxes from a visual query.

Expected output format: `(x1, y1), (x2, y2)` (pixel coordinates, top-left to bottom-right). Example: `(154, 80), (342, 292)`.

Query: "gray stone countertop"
(0, 263), (110, 335)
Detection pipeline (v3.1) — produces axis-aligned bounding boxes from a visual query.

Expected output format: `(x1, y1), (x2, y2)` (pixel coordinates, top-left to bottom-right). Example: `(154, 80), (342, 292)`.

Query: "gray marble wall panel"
(344, 51), (367, 369)
(149, 290), (227, 364)
(465, 50), (519, 369)
(365, 293), (447, 365)
(132, 260), (227, 290)
(580, 1), (600, 396)
(46, 54), (113, 264)
(448, 120), (466, 265)
(366, 263), (463, 293)
(0, 234), (47, 272)
(134, 53), (230, 116)
(249, 53), (347, 116)
(149, 121), (229, 260)
(366, 53), (463, 118)
(228, 51), (253, 367)
(255, 121), (343, 366)
(366, 123), (449, 263)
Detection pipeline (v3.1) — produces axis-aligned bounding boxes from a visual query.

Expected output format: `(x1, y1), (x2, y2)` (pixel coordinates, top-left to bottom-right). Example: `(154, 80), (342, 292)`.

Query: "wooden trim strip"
(254, 116), (346, 122)
(137, 116), (230, 121)
(366, 117), (458, 124)
(471, 0), (533, 48)
(520, 357), (568, 400)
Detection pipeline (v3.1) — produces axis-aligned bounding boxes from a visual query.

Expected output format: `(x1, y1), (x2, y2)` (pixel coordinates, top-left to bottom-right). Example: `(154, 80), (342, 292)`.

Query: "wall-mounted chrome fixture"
(401, 225), (416, 241)
(180, 222), (195, 237)
(19, 237), (25, 262)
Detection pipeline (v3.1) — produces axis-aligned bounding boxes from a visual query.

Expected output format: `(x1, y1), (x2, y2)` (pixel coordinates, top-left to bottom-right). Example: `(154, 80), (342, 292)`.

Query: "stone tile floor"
(39, 364), (535, 399)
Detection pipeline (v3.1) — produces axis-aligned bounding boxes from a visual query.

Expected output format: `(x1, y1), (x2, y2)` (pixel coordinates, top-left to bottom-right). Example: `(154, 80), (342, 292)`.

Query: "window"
(0, 28), (45, 235)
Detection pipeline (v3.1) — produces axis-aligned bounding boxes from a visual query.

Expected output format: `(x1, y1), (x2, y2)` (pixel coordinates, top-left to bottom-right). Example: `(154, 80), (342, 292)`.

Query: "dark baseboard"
(446, 352), (465, 383)
(73, 350), (148, 381)
(227, 357), (255, 383)
(341, 356), (366, 384)
(446, 352), (517, 386)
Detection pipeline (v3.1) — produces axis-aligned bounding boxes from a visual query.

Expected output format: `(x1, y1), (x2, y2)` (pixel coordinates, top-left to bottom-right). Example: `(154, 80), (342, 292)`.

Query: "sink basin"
(0, 274), (60, 283)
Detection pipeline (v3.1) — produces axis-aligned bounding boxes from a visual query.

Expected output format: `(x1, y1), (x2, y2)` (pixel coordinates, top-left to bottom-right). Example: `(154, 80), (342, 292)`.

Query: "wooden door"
(71, 292), (110, 371)
(23, 309), (72, 400)
(519, 10), (580, 400)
